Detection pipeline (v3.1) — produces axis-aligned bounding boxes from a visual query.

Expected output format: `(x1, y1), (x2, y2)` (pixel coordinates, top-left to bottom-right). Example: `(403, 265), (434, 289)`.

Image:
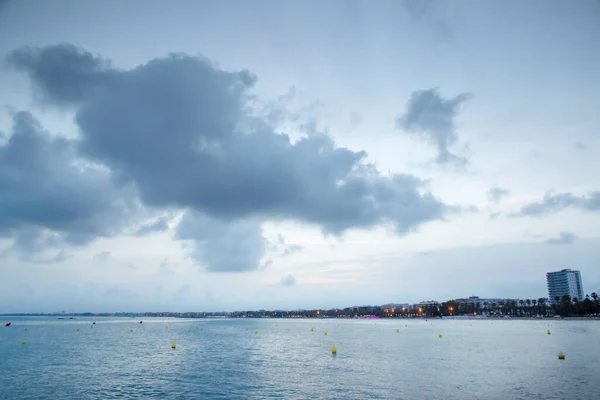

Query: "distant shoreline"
(2, 314), (599, 321)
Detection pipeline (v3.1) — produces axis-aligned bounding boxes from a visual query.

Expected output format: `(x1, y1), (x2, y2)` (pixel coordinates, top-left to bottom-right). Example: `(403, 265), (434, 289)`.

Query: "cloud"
(0, 111), (140, 255)
(274, 234), (303, 256)
(515, 191), (600, 217)
(402, 0), (437, 19)
(159, 259), (175, 275)
(396, 88), (471, 166)
(574, 141), (587, 151)
(281, 273), (296, 287)
(7, 44), (458, 271)
(92, 251), (111, 263)
(349, 112), (363, 128)
(135, 216), (171, 237)
(488, 186), (510, 203)
(546, 232), (577, 245)
(175, 212), (266, 272)
(52, 249), (73, 263)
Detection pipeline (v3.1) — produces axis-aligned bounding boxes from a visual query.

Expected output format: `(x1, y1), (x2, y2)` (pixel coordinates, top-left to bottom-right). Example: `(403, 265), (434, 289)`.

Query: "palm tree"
(591, 293), (599, 315)
(572, 297), (579, 315)
(526, 299), (531, 316)
(538, 298), (546, 317)
(561, 295), (571, 317)
(519, 300), (525, 316)
(532, 299), (537, 316)
(553, 296), (560, 316)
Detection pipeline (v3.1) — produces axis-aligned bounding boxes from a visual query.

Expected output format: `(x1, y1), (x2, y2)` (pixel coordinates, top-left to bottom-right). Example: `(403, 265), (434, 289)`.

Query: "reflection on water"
(0, 317), (598, 399)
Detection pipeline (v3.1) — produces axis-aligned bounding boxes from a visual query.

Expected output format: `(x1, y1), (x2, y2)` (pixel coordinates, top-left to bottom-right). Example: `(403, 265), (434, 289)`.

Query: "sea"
(1, 316), (598, 399)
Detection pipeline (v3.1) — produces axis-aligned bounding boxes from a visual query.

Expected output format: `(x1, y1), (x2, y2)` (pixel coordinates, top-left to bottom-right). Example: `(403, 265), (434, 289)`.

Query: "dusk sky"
(1, 0), (599, 313)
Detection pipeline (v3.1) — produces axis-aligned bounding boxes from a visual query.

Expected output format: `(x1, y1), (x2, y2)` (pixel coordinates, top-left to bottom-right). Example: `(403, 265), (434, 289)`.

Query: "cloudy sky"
(1, 0), (599, 313)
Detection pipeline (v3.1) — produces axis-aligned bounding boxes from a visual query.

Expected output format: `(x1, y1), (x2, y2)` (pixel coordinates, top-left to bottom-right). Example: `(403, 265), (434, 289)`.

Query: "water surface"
(1, 317), (597, 399)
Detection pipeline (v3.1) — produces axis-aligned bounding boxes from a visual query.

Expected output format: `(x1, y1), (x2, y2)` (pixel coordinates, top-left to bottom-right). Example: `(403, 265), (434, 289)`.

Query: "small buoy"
(547, 329), (551, 335)
(21, 340), (26, 345)
(24, 328), (28, 331)
(324, 331), (328, 336)
(331, 345), (337, 354)
(438, 333), (442, 338)
(171, 342), (176, 349)
(311, 328), (314, 332)
(166, 325), (168, 329)
(245, 327), (248, 331)
(130, 329), (133, 332)
(91, 325), (93, 328)
(76, 328), (80, 331)
(396, 328), (399, 333)
(255, 330), (258, 334)
(187, 328), (190, 332)
(558, 352), (565, 360)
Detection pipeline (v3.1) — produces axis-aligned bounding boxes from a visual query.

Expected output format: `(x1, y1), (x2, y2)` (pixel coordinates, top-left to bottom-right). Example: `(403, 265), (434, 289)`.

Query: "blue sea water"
(0, 317), (598, 399)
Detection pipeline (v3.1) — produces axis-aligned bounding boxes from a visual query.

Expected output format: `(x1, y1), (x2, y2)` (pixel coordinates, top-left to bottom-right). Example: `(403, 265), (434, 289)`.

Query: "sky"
(0, 0), (599, 313)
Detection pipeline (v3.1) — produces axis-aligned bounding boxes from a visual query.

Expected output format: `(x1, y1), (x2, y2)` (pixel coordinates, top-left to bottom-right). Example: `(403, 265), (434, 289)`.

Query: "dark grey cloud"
(546, 232), (577, 246)
(135, 216), (171, 237)
(516, 191), (600, 217)
(0, 111), (139, 256)
(281, 273), (296, 287)
(488, 186), (510, 203)
(396, 88), (471, 166)
(93, 251), (111, 263)
(7, 44), (457, 271)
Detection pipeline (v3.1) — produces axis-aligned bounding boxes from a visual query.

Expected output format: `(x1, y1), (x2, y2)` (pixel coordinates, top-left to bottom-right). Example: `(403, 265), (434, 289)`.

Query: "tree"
(591, 293), (599, 315)
(553, 296), (560, 316)
(538, 298), (547, 317)
(518, 300), (524, 316)
(561, 295), (571, 317)
(532, 299), (537, 316)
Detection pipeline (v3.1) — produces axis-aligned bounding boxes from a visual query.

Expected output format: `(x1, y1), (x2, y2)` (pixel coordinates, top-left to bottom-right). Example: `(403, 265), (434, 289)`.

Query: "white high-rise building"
(546, 269), (584, 303)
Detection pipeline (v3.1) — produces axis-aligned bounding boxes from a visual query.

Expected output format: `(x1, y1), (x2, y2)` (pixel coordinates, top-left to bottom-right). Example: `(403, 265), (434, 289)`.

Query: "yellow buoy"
(166, 325), (168, 329)
(558, 352), (565, 360)
(245, 327), (248, 331)
(171, 342), (176, 349)
(396, 328), (399, 333)
(547, 329), (551, 335)
(324, 331), (328, 336)
(76, 328), (80, 331)
(255, 330), (258, 334)
(331, 345), (337, 354)
(311, 328), (314, 332)
(24, 328), (28, 331)
(21, 340), (26, 344)
(438, 333), (442, 338)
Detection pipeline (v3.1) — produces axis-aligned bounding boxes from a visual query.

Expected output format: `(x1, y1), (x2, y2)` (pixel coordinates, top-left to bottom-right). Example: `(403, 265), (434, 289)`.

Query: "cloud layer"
(5, 44), (455, 271)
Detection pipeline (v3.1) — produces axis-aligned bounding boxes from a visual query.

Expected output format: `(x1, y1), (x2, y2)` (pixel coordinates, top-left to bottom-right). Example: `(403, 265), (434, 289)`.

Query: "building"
(546, 269), (584, 303)
(454, 296), (521, 315)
